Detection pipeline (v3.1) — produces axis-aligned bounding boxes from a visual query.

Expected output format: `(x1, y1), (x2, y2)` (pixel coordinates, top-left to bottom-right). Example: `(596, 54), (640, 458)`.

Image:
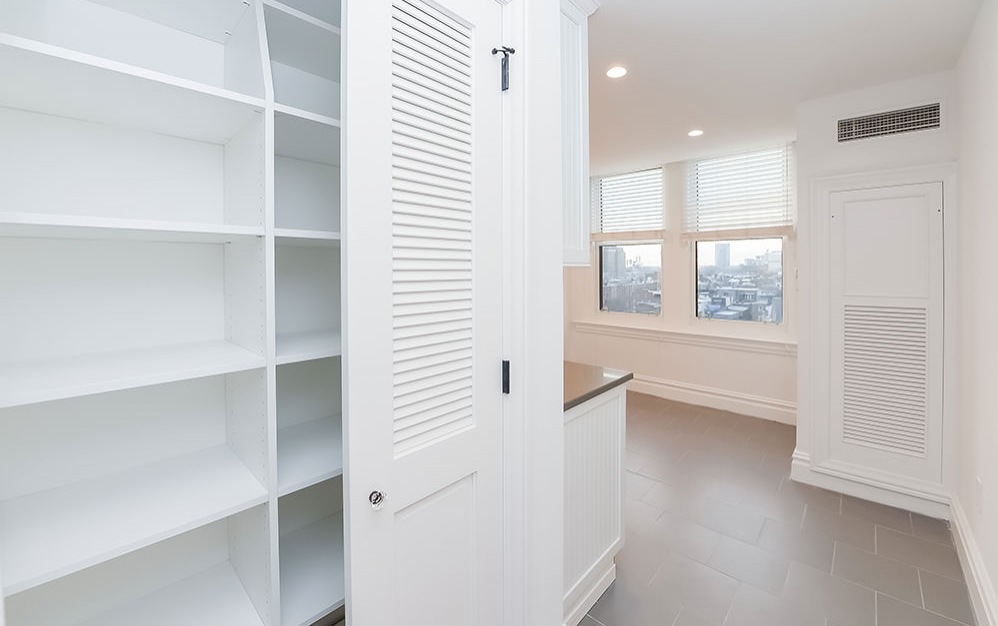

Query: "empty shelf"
(280, 514), (345, 626)
(0, 341), (266, 409)
(0, 212), (264, 242)
(0, 35), (264, 144)
(276, 330), (342, 365)
(275, 228), (342, 245)
(278, 415), (344, 496)
(83, 562), (265, 626)
(1, 446), (268, 594)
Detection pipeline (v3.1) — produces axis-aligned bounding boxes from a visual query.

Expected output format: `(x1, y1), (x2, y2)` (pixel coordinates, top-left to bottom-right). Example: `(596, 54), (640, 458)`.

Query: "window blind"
(592, 168), (663, 233)
(684, 145), (794, 236)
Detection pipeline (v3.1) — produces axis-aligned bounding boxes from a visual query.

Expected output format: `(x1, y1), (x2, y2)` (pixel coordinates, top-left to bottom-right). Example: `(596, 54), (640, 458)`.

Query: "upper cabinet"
(561, 0), (599, 266)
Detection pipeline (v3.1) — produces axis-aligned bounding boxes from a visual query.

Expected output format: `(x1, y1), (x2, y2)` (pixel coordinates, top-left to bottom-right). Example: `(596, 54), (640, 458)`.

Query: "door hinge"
(492, 46), (515, 92)
(501, 360), (510, 394)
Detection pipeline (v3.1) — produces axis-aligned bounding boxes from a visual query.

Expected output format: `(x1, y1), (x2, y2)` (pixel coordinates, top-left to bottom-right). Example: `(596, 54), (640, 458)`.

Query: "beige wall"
(956, 0), (998, 616)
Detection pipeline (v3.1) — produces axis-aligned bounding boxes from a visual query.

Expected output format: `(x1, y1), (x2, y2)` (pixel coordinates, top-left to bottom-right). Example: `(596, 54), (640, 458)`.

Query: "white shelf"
(264, 0), (341, 35)
(268, 0), (342, 28)
(0, 212), (263, 242)
(276, 330), (342, 365)
(278, 415), (344, 496)
(0, 446), (268, 594)
(275, 228), (342, 245)
(0, 35), (264, 143)
(85, 562), (263, 626)
(0, 340), (265, 409)
(274, 102), (341, 128)
(82, 562), (265, 626)
(280, 514), (345, 626)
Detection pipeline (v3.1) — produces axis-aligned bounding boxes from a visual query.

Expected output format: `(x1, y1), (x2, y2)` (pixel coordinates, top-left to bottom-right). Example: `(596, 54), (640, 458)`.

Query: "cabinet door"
(828, 182), (944, 483)
(343, 1), (504, 625)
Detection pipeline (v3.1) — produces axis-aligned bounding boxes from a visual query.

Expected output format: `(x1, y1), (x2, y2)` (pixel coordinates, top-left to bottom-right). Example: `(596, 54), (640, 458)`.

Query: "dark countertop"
(564, 361), (634, 411)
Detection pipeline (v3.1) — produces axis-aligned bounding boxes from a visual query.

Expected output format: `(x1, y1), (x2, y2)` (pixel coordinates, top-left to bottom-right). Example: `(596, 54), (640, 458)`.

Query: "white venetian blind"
(684, 144), (794, 236)
(592, 168), (663, 233)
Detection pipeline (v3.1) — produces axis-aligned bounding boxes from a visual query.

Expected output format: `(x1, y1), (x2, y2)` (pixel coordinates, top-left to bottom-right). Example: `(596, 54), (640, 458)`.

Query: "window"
(599, 243), (662, 314)
(696, 239), (783, 322)
(593, 167), (664, 315)
(685, 145), (794, 324)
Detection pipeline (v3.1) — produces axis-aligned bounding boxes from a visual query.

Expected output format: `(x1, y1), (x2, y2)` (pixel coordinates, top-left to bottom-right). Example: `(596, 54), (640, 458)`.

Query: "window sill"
(572, 320), (797, 357)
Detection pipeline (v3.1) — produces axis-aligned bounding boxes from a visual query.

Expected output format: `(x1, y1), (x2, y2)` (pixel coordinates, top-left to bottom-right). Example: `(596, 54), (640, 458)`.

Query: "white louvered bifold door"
(828, 183), (944, 482)
(344, 1), (504, 625)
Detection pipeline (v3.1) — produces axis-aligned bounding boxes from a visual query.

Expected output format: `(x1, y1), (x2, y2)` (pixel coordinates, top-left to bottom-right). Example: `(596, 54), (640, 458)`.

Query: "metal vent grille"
(837, 104), (941, 142)
(391, 0), (475, 455)
(842, 305), (928, 456)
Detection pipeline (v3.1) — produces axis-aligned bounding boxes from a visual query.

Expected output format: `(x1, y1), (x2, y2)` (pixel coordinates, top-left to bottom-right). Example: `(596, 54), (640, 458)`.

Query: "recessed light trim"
(688, 129), (704, 137)
(606, 66), (628, 79)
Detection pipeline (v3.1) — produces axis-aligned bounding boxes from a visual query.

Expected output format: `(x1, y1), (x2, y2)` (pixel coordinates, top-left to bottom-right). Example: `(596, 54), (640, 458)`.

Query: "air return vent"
(837, 104), (941, 142)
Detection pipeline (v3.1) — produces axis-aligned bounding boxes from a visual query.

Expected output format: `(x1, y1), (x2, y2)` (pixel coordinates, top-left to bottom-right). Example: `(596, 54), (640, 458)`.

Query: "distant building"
(765, 249), (782, 273)
(715, 242), (730, 269)
(602, 246), (626, 281)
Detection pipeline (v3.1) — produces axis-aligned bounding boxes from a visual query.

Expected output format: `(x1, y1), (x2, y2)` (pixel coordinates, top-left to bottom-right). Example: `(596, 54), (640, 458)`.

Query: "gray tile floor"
(585, 392), (976, 626)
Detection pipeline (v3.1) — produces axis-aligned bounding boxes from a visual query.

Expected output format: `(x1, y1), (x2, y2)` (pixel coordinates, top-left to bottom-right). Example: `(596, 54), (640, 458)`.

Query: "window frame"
(597, 239), (664, 316)
(692, 235), (787, 326)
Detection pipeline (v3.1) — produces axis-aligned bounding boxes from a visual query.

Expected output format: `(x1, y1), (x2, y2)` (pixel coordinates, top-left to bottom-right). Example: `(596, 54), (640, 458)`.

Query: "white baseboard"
(951, 498), (997, 626)
(629, 374), (797, 425)
(563, 561), (615, 626)
(790, 451), (951, 519)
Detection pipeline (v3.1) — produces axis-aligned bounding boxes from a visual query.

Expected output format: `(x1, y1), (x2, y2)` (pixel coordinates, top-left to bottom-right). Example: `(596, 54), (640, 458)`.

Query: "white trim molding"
(791, 451), (951, 519)
(630, 374), (797, 425)
(574, 321), (797, 357)
(562, 0), (599, 17)
(951, 498), (998, 626)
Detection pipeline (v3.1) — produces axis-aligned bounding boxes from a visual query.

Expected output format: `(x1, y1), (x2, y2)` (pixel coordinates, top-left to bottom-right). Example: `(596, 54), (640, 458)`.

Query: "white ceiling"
(587, 0), (983, 175)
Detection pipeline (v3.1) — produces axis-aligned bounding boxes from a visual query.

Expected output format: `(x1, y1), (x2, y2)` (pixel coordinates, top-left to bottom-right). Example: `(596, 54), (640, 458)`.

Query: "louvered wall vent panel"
(842, 305), (928, 456)
(837, 104), (941, 142)
(391, 0), (475, 455)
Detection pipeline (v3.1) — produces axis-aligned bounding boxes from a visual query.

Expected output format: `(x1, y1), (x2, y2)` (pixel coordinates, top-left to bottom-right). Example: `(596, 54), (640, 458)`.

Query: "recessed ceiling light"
(606, 66), (627, 79)
(688, 129), (704, 137)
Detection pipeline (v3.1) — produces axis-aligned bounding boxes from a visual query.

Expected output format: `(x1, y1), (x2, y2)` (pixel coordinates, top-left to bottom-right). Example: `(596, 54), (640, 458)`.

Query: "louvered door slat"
(391, 0), (475, 455)
(841, 306), (928, 455)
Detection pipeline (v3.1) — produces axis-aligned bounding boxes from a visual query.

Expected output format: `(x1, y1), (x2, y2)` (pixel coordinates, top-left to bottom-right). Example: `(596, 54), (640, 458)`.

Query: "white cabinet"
(797, 170), (953, 519)
(563, 369), (627, 626)
(561, 0), (598, 266)
(0, 1), (344, 623)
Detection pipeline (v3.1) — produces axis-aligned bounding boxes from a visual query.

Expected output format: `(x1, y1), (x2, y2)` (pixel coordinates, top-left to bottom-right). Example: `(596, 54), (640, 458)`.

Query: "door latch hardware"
(492, 46), (515, 92)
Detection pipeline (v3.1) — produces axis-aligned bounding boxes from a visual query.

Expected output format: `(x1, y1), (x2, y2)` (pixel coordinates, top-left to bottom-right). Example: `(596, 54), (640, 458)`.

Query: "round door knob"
(369, 490), (385, 509)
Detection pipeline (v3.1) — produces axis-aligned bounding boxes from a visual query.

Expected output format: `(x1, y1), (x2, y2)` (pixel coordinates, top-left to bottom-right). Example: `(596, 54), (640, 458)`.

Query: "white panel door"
(828, 183), (944, 482)
(344, 1), (504, 625)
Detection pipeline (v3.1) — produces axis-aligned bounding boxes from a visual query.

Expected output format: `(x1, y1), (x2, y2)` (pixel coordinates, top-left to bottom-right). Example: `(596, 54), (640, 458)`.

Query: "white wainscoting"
(563, 385), (625, 626)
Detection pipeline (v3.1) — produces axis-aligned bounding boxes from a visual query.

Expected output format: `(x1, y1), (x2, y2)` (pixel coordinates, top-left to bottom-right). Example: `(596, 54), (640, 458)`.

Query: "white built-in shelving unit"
(0, 0), (344, 623)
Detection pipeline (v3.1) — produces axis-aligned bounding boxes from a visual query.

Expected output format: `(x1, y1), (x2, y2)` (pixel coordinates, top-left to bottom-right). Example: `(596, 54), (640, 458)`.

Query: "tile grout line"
(670, 607), (683, 626)
(917, 567), (925, 609)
